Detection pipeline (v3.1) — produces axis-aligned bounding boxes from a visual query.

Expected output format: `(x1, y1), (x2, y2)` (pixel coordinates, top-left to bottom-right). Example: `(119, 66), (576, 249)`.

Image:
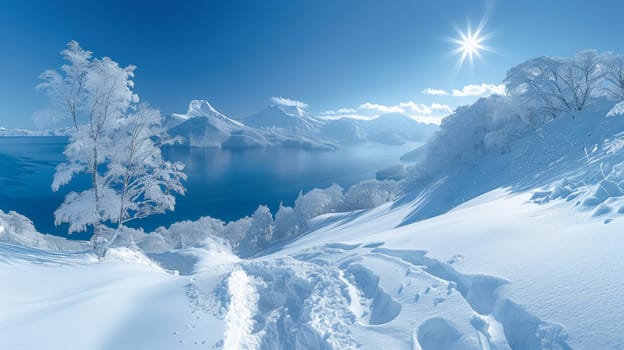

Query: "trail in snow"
(222, 269), (261, 350)
(188, 241), (570, 350)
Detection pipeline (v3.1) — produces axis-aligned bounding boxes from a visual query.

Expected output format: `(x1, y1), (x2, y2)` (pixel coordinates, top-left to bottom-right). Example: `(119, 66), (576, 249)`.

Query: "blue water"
(0, 137), (416, 238)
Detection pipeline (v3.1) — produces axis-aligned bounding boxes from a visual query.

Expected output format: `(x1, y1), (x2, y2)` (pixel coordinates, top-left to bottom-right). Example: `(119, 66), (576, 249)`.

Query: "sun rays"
(448, 18), (493, 69)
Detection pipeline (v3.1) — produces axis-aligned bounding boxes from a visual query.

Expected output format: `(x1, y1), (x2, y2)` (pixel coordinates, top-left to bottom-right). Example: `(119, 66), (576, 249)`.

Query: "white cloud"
(318, 113), (373, 121)
(358, 102), (404, 114)
(271, 96), (308, 108)
(430, 103), (453, 113)
(398, 102), (453, 115)
(321, 101), (453, 124)
(421, 88), (449, 96)
(422, 84), (506, 98)
(408, 115), (445, 125)
(320, 108), (357, 116)
(451, 83), (506, 97)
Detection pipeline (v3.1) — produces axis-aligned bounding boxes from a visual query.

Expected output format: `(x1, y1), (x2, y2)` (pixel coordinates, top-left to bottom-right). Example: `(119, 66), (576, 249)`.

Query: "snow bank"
(0, 210), (90, 252)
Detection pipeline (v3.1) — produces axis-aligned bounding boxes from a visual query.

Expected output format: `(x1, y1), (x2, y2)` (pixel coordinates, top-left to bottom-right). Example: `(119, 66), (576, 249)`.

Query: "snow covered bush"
(237, 205), (274, 257)
(409, 94), (529, 178)
(0, 210), (90, 252)
(147, 217), (224, 252)
(272, 184), (344, 241)
(342, 180), (399, 210)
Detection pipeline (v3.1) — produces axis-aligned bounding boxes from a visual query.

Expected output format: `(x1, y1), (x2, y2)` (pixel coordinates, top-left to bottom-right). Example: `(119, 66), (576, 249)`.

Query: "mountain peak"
(187, 100), (222, 117)
(268, 103), (310, 118)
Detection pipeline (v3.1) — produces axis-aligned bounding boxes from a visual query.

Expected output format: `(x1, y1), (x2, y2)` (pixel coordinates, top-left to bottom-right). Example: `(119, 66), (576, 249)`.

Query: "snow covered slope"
(0, 243), (230, 350)
(3, 187), (622, 349)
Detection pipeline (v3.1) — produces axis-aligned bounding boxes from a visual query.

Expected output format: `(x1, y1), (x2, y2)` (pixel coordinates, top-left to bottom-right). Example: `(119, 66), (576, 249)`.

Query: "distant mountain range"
(1, 100), (440, 149)
(0, 126), (70, 137)
(167, 100), (438, 149)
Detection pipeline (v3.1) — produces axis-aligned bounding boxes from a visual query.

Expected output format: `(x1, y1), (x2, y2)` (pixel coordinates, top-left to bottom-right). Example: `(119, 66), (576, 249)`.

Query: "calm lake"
(0, 137), (416, 239)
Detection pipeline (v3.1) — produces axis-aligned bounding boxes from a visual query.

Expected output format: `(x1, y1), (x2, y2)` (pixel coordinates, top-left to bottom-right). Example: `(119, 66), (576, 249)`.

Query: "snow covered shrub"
(237, 205), (274, 257)
(0, 210), (90, 252)
(342, 180), (399, 210)
(295, 184), (344, 221)
(272, 204), (300, 242)
(272, 184), (344, 242)
(221, 216), (252, 244)
(418, 95), (530, 176)
(582, 161), (624, 207)
(149, 216), (224, 251)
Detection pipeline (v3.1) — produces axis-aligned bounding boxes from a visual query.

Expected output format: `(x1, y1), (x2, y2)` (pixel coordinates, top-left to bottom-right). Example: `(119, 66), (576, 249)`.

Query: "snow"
(3, 51), (624, 349)
(168, 100), (271, 148)
(222, 269), (262, 350)
(4, 186), (621, 349)
(607, 100), (624, 116)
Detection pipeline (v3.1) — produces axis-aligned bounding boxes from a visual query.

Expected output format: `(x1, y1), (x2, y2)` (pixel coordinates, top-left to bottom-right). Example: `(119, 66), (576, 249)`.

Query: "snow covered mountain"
(318, 114), (438, 145)
(166, 101), (436, 149)
(239, 104), (324, 133)
(319, 118), (367, 144)
(167, 100), (338, 150)
(360, 113), (438, 145)
(167, 100), (270, 148)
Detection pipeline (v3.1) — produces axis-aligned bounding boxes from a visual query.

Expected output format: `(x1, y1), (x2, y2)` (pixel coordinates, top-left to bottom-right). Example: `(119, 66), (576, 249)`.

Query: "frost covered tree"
(604, 54), (624, 100)
(237, 205), (273, 257)
(272, 184), (344, 242)
(342, 180), (398, 210)
(38, 41), (185, 255)
(104, 103), (187, 245)
(505, 51), (605, 116)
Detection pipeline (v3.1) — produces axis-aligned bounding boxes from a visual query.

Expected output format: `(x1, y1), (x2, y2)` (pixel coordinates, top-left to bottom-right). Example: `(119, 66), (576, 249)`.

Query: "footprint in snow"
(446, 254), (464, 265)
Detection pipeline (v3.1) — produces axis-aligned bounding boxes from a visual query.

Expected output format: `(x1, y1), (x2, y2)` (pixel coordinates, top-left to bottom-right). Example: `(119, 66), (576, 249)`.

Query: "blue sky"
(1, 0), (624, 128)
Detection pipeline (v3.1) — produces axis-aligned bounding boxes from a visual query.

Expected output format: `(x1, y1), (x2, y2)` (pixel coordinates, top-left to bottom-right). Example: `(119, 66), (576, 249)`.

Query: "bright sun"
(449, 19), (491, 69)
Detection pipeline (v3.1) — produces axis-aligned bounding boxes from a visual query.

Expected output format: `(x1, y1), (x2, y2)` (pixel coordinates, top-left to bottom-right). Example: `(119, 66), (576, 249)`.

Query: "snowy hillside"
(3, 51), (624, 350)
(2, 187), (622, 349)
